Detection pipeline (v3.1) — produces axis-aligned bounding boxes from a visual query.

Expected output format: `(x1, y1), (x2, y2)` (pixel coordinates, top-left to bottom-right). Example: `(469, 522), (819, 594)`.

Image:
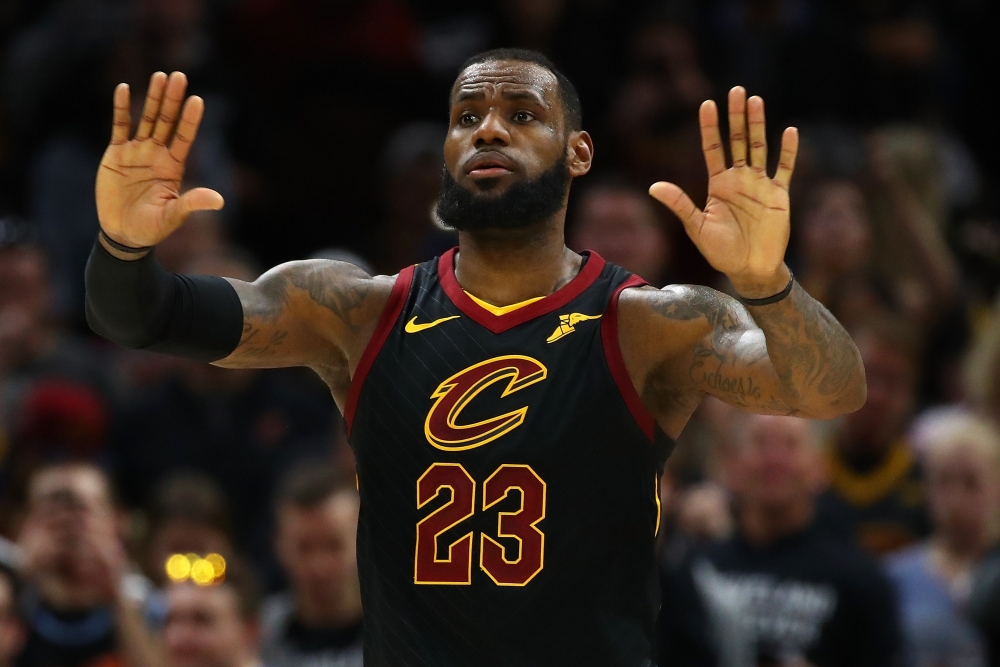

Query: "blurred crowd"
(0, 0), (999, 666)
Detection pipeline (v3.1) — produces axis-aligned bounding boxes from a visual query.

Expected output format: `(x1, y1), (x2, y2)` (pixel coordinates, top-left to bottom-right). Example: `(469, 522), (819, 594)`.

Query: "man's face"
(571, 187), (670, 283)
(0, 248), (49, 364)
(840, 335), (915, 456)
(725, 416), (824, 510)
(438, 60), (591, 230)
(27, 467), (117, 559)
(927, 443), (1000, 547)
(275, 493), (359, 613)
(164, 584), (253, 667)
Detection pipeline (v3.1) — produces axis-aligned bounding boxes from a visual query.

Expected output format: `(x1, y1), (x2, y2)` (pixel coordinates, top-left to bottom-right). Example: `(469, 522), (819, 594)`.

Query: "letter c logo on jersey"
(424, 355), (547, 451)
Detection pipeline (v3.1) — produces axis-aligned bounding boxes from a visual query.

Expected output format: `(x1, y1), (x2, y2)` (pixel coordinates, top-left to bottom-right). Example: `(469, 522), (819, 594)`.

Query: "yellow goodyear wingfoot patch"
(546, 313), (602, 343)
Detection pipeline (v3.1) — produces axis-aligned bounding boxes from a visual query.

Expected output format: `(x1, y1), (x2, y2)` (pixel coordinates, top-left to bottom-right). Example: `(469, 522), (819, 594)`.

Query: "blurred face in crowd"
(571, 186), (671, 284)
(438, 59), (592, 231)
(0, 574), (24, 667)
(839, 332), (916, 458)
(19, 465), (122, 608)
(798, 181), (873, 276)
(724, 415), (825, 512)
(165, 583), (256, 667)
(926, 438), (1000, 554)
(0, 247), (50, 366)
(276, 491), (361, 626)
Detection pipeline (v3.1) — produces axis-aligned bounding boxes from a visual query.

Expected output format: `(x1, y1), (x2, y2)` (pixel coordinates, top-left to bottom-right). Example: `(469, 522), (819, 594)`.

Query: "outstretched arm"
(87, 72), (391, 404)
(620, 88), (865, 434)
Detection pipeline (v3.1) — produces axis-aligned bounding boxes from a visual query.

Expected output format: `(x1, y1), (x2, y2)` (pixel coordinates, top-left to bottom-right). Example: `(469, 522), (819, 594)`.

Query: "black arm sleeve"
(84, 241), (244, 362)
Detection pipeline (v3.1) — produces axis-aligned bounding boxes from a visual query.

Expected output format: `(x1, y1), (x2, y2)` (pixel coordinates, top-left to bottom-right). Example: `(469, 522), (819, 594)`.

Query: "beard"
(435, 156), (571, 231)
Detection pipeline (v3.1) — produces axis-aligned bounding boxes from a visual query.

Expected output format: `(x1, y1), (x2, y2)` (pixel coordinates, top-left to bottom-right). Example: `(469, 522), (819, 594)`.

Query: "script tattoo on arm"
(649, 283), (866, 419)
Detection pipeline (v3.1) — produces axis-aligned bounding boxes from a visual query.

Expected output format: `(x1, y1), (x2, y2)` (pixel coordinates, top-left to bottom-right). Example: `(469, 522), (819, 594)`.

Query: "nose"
(472, 109), (510, 147)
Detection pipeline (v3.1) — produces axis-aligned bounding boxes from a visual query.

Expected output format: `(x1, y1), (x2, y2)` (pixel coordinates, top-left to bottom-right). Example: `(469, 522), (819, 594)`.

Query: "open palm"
(649, 87), (798, 293)
(96, 71), (223, 248)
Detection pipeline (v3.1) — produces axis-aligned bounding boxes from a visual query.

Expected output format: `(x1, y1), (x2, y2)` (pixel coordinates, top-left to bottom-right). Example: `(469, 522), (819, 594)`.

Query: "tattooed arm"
(216, 261), (394, 406)
(618, 281), (865, 436)
(633, 88), (865, 434)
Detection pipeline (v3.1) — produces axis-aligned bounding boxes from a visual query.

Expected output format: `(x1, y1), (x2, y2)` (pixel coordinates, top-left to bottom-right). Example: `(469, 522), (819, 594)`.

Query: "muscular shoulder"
(225, 259), (397, 369)
(252, 259), (396, 333)
(618, 283), (752, 345)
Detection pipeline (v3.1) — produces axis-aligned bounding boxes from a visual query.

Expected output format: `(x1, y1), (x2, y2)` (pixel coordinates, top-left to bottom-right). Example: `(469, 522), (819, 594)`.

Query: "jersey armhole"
(601, 276), (656, 442)
(344, 265), (415, 435)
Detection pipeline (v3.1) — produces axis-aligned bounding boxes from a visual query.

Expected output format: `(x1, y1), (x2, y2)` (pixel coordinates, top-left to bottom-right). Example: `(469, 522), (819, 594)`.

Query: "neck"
(738, 499), (815, 547)
(455, 218), (580, 306)
(296, 580), (363, 629)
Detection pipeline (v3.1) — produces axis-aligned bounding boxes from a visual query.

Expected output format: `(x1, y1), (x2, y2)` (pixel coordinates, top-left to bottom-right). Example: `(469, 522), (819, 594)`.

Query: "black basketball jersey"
(346, 248), (675, 667)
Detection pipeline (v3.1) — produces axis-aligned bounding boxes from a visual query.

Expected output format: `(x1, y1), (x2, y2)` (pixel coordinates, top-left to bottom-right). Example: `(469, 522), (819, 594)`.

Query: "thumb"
(649, 181), (702, 236)
(165, 187), (225, 227)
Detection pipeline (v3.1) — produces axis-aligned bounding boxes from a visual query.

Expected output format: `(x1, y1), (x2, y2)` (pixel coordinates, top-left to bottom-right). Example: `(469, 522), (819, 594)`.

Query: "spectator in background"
(0, 227), (110, 425)
(164, 558), (261, 667)
(886, 413), (1000, 667)
(661, 415), (901, 667)
(109, 248), (334, 578)
(375, 122), (453, 274)
(664, 416), (899, 667)
(821, 316), (930, 555)
(260, 466), (361, 667)
(144, 473), (235, 587)
(16, 462), (163, 667)
(0, 566), (25, 667)
(569, 181), (672, 286)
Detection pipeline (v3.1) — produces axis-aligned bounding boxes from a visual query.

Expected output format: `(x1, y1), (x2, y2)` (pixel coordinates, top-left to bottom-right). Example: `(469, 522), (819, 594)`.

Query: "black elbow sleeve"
(85, 242), (243, 362)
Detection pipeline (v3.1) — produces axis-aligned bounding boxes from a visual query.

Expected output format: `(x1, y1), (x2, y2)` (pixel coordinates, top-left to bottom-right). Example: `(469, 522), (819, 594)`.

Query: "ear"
(567, 130), (594, 178)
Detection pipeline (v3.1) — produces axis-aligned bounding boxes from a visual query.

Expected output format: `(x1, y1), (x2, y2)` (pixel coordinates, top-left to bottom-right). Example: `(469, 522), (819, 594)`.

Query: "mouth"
(465, 152), (516, 179)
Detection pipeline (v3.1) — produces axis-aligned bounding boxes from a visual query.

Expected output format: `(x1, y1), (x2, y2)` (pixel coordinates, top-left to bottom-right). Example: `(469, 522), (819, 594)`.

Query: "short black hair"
(150, 471), (232, 536)
(458, 48), (583, 132)
(275, 463), (354, 511)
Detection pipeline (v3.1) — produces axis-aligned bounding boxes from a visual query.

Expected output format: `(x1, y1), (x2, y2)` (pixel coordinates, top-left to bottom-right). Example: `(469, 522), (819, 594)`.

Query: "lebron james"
(86, 49), (866, 666)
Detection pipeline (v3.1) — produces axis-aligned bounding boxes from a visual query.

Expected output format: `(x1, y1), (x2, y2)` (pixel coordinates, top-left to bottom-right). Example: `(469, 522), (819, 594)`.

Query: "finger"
(166, 187), (225, 226)
(699, 100), (726, 177)
(151, 71), (188, 146)
(169, 96), (204, 164)
(110, 84), (131, 145)
(649, 182), (704, 238)
(773, 127), (799, 190)
(728, 86), (747, 167)
(747, 95), (766, 172)
(135, 72), (167, 140)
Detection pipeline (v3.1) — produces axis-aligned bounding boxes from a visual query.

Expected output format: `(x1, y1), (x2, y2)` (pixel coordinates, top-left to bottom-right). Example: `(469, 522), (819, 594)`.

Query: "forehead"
(31, 467), (110, 504)
(169, 583), (238, 616)
(452, 60), (559, 107)
(279, 492), (358, 529)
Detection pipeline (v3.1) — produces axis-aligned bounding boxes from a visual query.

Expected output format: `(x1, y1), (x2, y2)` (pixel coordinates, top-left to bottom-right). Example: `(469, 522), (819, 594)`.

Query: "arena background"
(0, 1), (999, 666)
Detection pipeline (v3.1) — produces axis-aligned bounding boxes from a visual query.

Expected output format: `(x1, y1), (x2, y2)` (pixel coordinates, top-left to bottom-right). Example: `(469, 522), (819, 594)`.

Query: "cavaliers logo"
(424, 355), (547, 451)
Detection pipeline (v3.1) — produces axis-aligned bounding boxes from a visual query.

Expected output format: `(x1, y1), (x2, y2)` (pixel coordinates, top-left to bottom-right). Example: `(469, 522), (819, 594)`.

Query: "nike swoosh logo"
(405, 315), (461, 334)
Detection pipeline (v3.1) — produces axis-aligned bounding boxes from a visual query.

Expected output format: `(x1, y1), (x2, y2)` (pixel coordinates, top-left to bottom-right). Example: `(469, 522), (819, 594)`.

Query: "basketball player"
(86, 50), (866, 665)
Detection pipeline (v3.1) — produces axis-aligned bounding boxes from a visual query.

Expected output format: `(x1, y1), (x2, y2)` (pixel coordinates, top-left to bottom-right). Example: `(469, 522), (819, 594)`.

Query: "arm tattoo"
(231, 261), (378, 360)
(745, 281), (864, 405)
(650, 283), (863, 416)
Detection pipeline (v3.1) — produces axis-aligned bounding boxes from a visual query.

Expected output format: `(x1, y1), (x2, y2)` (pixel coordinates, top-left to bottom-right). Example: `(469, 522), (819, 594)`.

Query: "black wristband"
(99, 228), (152, 254)
(737, 272), (795, 306)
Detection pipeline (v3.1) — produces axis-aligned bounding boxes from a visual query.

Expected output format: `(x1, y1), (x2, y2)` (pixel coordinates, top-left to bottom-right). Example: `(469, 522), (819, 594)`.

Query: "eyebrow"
(453, 87), (550, 108)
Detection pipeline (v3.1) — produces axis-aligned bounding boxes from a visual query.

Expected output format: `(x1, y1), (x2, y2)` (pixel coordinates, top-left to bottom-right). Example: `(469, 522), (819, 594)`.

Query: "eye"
(459, 113), (479, 126)
(513, 111), (534, 123)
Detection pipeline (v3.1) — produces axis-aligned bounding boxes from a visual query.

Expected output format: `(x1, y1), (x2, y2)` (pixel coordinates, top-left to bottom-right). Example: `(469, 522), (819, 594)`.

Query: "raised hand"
(649, 87), (798, 298)
(96, 71), (224, 249)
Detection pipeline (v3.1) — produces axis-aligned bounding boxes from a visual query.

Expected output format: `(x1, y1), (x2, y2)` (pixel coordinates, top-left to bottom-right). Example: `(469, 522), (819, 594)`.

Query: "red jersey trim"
(437, 247), (607, 334)
(345, 265), (415, 435)
(601, 276), (656, 442)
